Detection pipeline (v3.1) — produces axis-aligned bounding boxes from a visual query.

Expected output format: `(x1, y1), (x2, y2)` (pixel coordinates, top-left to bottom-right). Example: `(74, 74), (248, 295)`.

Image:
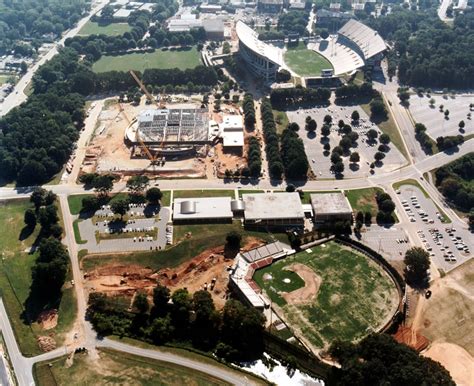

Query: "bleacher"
(337, 19), (386, 60)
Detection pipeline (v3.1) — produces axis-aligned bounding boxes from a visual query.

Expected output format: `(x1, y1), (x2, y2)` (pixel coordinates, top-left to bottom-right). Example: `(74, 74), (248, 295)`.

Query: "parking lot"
(354, 224), (412, 260)
(409, 94), (473, 138)
(77, 205), (171, 253)
(286, 104), (406, 178)
(396, 185), (472, 272)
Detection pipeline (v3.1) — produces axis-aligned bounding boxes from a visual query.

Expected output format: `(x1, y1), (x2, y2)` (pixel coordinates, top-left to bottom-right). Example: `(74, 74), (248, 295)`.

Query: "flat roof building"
(310, 192), (353, 223)
(243, 193), (304, 228)
(220, 115), (244, 150)
(173, 197), (233, 223)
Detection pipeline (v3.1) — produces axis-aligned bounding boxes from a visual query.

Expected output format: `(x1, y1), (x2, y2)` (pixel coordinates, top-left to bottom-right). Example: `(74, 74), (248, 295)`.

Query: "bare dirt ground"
(37, 309), (58, 330)
(424, 342), (474, 386)
(282, 263), (321, 305)
(407, 259), (474, 382)
(85, 238), (267, 309)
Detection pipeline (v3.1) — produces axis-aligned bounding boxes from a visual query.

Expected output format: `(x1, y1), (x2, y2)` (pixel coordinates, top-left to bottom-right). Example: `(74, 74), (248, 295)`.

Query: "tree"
(288, 122), (299, 131)
(153, 284), (170, 311)
(24, 209), (37, 228)
(351, 110), (360, 122)
(133, 292), (149, 314)
(127, 175), (149, 195)
(379, 133), (391, 145)
(93, 175), (113, 196)
(404, 247), (431, 288)
(329, 333), (454, 385)
(323, 143), (331, 152)
(20, 61), (28, 73)
(110, 200), (129, 220)
(324, 115), (332, 125)
(364, 211), (372, 224)
(370, 98), (387, 118)
(333, 161), (345, 175)
(320, 29), (329, 39)
(429, 98), (435, 107)
(458, 120), (465, 130)
(146, 188), (163, 204)
(226, 231), (241, 249)
(444, 109), (450, 119)
(171, 288), (192, 333)
(339, 137), (352, 152)
(374, 152), (385, 162)
(321, 125), (330, 137)
(338, 119), (345, 129)
(306, 119), (317, 132)
(331, 152), (342, 164)
(150, 316), (174, 344)
(367, 129), (378, 141)
(38, 205), (59, 231)
(349, 152), (360, 164)
(30, 188), (47, 211)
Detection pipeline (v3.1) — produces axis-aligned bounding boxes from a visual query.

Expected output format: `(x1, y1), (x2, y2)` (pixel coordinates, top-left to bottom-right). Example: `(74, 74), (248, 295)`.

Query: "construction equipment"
(129, 70), (165, 108)
(129, 70), (167, 164)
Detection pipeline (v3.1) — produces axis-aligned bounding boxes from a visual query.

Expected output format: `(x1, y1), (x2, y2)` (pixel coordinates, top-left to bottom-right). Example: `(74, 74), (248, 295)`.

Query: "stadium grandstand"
(235, 20), (283, 81)
(236, 18), (386, 83)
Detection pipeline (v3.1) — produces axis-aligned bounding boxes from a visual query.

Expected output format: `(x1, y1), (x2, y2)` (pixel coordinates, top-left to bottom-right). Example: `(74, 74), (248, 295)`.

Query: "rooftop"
(241, 241), (285, 263)
(173, 197), (233, 220)
(310, 192), (352, 215)
(236, 21), (283, 66)
(243, 193), (304, 221)
(338, 19), (386, 59)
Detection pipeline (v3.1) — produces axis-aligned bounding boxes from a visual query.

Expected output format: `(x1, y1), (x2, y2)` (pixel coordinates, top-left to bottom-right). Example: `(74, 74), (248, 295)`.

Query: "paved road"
(0, 0), (109, 118)
(0, 299), (35, 386)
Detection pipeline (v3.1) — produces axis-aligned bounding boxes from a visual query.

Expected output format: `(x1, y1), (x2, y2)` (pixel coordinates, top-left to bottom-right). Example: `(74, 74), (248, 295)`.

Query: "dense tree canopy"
(369, 7), (474, 88)
(329, 333), (454, 385)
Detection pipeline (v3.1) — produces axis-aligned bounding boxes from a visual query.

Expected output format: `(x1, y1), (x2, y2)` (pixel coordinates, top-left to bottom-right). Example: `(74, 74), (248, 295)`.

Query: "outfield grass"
(78, 21), (131, 36)
(173, 189), (235, 199)
(345, 187), (383, 218)
(284, 43), (333, 77)
(34, 348), (232, 386)
(253, 242), (398, 348)
(360, 102), (410, 160)
(92, 47), (202, 73)
(0, 199), (76, 356)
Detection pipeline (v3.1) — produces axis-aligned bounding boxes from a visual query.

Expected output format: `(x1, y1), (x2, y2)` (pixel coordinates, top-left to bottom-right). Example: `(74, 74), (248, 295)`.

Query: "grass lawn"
(173, 189), (235, 200)
(82, 221), (288, 272)
(92, 47), (202, 73)
(0, 199), (76, 356)
(73, 219), (87, 244)
(273, 109), (289, 135)
(68, 192), (159, 215)
(360, 102), (410, 160)
(78, 21), (131, 36)
(253, 242), (398, 348)
(0, 74), (15, 86)
(34, 348), (232, 386)
(284, 43), (333, 77)
(345, 187), (383, 218)
(392, 179), (451, 223)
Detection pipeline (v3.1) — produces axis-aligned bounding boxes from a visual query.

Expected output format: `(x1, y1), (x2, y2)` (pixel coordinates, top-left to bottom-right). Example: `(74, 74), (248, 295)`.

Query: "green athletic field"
(284, 43), (333, 77)
(78, 21), (132, 36)
(253, 241), (398, 349)
(92, 47), (202, 73)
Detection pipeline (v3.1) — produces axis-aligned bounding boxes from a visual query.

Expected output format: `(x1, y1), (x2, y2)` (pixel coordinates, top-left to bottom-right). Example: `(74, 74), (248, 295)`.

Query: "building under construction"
(126, 106), (213, 156)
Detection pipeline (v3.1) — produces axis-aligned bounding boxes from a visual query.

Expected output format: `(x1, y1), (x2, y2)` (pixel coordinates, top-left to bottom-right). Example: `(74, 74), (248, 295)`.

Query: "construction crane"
(129, 70), (167, 164)
(129, 70), (165, 108)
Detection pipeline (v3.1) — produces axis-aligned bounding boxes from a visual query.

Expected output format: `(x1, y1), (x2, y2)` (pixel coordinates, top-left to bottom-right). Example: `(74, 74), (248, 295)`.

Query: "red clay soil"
(393, 326), (430, 352)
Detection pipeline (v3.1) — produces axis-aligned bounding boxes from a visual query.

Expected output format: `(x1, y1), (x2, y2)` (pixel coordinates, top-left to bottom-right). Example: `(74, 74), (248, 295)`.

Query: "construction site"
(78, 71), (253, 180)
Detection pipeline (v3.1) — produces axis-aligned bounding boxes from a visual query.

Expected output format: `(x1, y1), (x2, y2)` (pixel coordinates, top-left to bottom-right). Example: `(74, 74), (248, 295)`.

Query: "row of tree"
(270, 86), (331, 108)
(375, 191), (396, 224)
(246, 137), (262, 178)
(260, 98), (285, 179)
(88, 285), (266, 362)
(436, 135), (465, 151)
(242, 93), (256, 130)
(435, 153), (473, 213)
(414, 123), (434, 154)
(280, 128), (309, 180)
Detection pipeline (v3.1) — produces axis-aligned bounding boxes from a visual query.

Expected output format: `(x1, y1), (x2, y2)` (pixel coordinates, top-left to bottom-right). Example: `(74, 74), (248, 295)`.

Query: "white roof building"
(220, 115), (244, 148)
(173, 197), (233, 222)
